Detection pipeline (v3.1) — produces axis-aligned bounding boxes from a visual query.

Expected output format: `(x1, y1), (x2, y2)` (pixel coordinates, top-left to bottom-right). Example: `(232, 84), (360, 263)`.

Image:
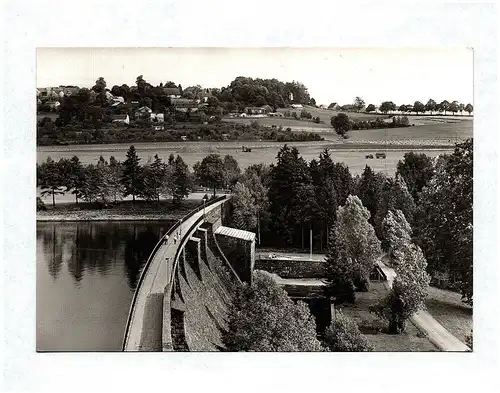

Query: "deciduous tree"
(365, 104), (376, 113)
(193, 154), (225, 196)
(231, 182), (258, 231)
(223, 271), (323, 351)
(330, 113), (351, 137)
(373, 242), (430, 333)
(396, 152), (435, 202)
(335, 195), (381, 290)
(323, 310), (372, 351)
(415, 139), (473, 304)
(37, 157), (65, 207)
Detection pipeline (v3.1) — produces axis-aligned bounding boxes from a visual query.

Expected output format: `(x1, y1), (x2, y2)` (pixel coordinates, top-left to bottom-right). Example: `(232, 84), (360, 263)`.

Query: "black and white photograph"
(35, 47), (474, 353)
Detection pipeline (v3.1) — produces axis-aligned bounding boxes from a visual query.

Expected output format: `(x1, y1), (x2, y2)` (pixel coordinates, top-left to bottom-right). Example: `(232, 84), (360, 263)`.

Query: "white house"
(152, 113), (164, 122)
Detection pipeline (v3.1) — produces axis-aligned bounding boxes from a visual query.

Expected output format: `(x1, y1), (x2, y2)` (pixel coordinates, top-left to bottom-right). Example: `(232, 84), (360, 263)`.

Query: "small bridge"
(123, 194), (243, 351)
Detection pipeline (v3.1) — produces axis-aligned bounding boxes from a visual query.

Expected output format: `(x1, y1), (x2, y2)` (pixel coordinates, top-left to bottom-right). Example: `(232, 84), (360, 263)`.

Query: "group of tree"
(37, 146), (192, 207)
(364, 99), (473, 116)
(212, 77), (312, 111)
(226, 141), (472, 311)
(414, 139), (473, 304)
(223, 270), (371, 351)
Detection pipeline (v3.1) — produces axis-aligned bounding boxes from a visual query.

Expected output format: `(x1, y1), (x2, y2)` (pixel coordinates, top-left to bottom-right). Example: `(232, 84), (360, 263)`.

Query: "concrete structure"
(123, 195), (255, 352)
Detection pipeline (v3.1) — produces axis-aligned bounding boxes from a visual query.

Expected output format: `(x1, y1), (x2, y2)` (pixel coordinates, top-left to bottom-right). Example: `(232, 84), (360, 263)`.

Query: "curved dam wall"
(175, 226), (238, 350)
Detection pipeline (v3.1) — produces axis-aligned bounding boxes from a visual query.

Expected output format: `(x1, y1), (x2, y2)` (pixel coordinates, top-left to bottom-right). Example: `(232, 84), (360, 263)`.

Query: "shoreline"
(36, 210), (188, 222)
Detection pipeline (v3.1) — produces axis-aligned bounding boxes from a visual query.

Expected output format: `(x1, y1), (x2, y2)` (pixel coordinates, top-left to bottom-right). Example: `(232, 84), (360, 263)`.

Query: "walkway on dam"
(123, 197), (227, 351)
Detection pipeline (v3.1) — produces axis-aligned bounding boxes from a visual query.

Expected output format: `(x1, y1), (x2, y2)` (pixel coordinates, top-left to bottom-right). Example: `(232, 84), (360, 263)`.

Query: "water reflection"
(38, 221), (172, 289)
(36, 220), (173, 351)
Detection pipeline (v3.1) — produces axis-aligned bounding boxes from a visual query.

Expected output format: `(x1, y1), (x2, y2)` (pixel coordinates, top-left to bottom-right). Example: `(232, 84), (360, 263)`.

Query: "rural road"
(123, 197), (227, 351)
(377, 257), (470, 352)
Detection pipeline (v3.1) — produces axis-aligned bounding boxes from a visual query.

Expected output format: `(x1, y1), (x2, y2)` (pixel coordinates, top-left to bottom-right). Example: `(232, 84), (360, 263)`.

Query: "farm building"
(269, 112), (284, 117)
(112, 114), (130, 124)
(290, 104), (303, 109)
(244, 106), (272, 115)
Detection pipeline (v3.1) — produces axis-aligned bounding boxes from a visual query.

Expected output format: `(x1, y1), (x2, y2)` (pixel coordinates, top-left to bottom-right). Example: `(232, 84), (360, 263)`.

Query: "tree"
(170, 155), (191, 204)
(241, 170), (269, 245)
(335, 195), (381, 291)
(356, 165), (386, 225)
(310, 154), (339, 250)
(398, 104), (408, 113)
(379, 101), (396, 114)
(458, 102), (465, 115)
(374, 174), (416, 238)
(231, 182), (258, 231)
(413, 101), (425, 115)
(365, 104), (376, 113)
(309, 97), (316, 106)
(323, 227), (356, 304)
(354, 97), (365, 112)
(448, 100), (459, 115)
(108, 156), (124, 203)
(193, 154), (225, 196)
(80, 163), (101, 203)
(373, 242), (430, 333)
(222, 154), (241, 189)
(381, 210), (413, 262)
(464, 103), (473, 115)
(37, 157), (65, 207)
(268, 145), (315, 247)
(92, 77), (106, 93)
(64, 156), (85, 204)
(323, 310), (372, 351)
(425, 99), (437, 115)
(439, 100), (450, 115)
(396, 152), (435, 202)
(331, 113), (351, 137)
(141, 154), (166, 201)
(121, 145), (143, 203)
(415, 139), (473, 304)
(223, 271), (323, 351)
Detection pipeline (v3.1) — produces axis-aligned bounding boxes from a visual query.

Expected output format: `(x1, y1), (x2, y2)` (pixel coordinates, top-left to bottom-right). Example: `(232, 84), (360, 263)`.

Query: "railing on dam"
(122, 194), (229, 350)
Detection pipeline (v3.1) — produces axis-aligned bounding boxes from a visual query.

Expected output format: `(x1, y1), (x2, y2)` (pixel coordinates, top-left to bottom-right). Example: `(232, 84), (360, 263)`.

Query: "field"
(223, 105), (473, 146)
(425, 287), (472, 343)
(339, 282), (437, 351)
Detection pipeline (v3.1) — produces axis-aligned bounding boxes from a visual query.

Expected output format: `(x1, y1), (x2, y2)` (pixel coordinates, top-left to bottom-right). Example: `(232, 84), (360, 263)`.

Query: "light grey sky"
(37, 47), (473, 106)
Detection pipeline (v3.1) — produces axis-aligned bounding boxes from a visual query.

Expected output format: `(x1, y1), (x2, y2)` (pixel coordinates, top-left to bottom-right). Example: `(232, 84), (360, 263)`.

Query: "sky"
(37, 47), (473, 106)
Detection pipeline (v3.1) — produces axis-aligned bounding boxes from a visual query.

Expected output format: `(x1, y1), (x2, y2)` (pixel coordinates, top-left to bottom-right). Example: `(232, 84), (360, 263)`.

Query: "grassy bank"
(339, 282), (437, 351)
(425, 287), (473, 343)
(36, 199), (205, 221)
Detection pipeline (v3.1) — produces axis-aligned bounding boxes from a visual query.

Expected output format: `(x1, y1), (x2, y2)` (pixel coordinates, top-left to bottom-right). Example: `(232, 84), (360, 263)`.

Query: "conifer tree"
(121, 145), (143, 203)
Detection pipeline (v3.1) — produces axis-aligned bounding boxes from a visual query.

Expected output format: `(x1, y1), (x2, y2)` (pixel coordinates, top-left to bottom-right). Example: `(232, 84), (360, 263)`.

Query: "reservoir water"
(36, 220), (174, 351)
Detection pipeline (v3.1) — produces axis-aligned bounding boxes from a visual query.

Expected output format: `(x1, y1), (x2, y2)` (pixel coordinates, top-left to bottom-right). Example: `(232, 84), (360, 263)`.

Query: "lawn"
(338, 282), (437, 352)
(425, 287), (472, 344)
